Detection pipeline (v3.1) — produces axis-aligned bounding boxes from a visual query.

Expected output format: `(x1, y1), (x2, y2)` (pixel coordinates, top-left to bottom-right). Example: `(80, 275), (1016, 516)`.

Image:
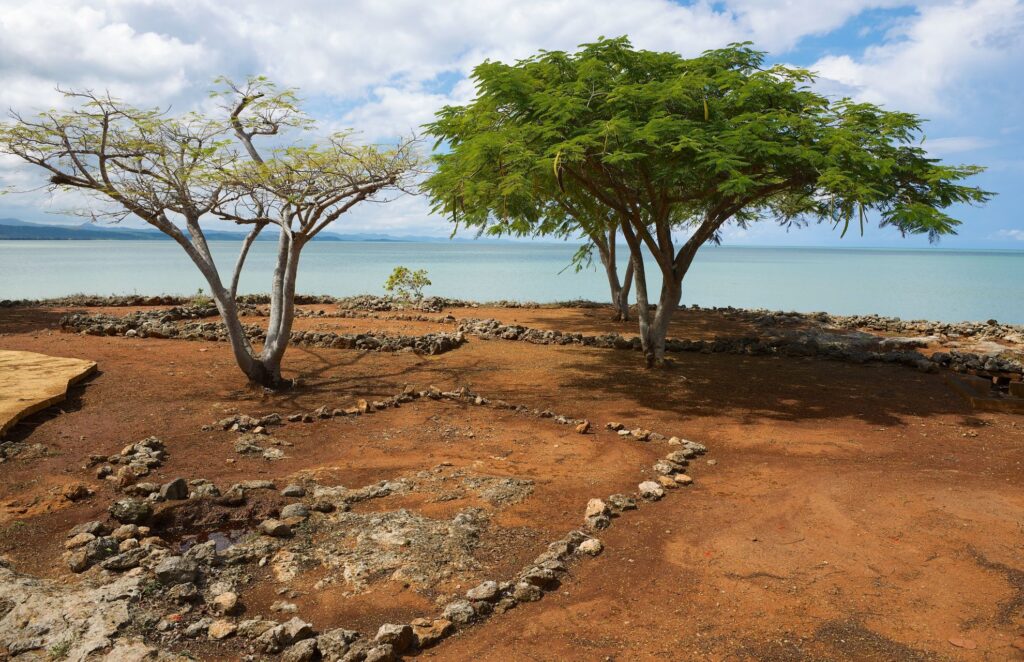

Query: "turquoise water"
(1, 240), (1022, 323)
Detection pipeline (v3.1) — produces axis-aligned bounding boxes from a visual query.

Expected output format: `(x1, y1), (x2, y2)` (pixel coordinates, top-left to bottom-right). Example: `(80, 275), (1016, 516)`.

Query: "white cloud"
(994, 228), (1024, 240)
(811, 0), (1024, 113)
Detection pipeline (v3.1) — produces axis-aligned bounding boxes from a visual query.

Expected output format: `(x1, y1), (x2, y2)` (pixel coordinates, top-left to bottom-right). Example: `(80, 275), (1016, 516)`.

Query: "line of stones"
(211, 385), (707, 660)
(58, 311), (467, 356)
(457, 318), (1024, 380)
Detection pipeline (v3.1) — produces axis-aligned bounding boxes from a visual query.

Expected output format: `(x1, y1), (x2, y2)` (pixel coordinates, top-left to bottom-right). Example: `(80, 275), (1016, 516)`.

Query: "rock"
(154, 556), (199, 585)
(111, 524), (139, 541)
(69, 520), (109, 537)
(167, 582), (199, 603)
(184, 618), (211, 638)
(316, 628), (360, 661)
(411, 618), (452, 649)
(282, 484), (306, 497)
(638, 481), (664, 501)
(521, 566), (558, 589)
(237, 619), (278, 639)
(100, 547), (147, 571)
(257, 617), (315, 654)
(465, 580), (500, 602)
(605, 422), (624, 430)
(575, 420), (591, 434)
(657, 475), (678, 489)
(208, 620), (237, 640)
(118, 537), (140, 552)
(442, 599), (476, 625)
(159, 478), (189, 500)
(666, 450), (694, 463)
(375, 623), (414, 653)
(212, 591), (239, 614)
(579, 538), (603, 556)
(653, 460), (681, 475)
(511, 581), (543, 602)
(65, 549), (91, 573)
(364, 644), (397, 662)
(281, 503), (310, 520)
(584, 498), (609, 518)
(109, 498), (153, 524)
(190, 483), (220, 498)
(260, 518), (292, 537)
(65, 532), (96, 549)
(62, 483), (92, 502)
(608, 494), (637, 511)
(674, 474), (694, 486)
(282, 638), (319, 662)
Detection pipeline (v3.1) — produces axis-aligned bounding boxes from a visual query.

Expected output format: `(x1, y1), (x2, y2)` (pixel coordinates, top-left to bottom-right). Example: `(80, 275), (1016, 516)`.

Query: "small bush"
(384, 266), (431, 302)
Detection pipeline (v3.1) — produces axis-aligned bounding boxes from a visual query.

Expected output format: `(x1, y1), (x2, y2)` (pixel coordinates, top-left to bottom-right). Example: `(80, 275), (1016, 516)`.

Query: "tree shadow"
(0, 308), (68, 335)
(559, 344), (982, 427)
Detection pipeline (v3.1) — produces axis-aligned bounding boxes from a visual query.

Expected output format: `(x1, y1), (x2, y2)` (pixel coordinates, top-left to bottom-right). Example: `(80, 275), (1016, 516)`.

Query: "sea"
(1, 240), (1022, 324)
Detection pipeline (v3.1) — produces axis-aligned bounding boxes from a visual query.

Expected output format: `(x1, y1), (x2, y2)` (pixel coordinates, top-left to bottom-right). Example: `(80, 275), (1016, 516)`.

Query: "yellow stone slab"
(0, 350), (97, 438)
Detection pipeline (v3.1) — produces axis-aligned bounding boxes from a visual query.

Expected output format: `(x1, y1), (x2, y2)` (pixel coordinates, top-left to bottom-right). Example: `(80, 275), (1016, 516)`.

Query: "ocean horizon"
(2, 240), (1022, 324)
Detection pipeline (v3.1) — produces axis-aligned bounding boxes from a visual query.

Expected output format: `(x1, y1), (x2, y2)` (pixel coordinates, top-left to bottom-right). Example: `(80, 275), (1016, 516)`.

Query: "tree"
(1, 79), (419, 386)
(384, 266), (431, 302)
(423, 38), (992, 366)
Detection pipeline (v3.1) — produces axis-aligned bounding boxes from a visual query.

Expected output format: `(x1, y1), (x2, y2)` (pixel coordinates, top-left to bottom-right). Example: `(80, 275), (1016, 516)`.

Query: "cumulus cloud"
(0, 0), (1020, 236)
(811, 0), (1024, 113)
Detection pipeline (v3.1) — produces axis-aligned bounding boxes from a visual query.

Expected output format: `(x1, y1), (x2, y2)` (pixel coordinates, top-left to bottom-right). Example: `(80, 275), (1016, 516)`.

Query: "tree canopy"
(424, 37), (992, 365)
(1, 78), (419, 386)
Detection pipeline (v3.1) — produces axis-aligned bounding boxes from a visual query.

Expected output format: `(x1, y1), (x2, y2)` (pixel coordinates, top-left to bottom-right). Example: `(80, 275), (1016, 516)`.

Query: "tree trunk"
(596, 226), (633, 322)
(648, 280), (681, 366)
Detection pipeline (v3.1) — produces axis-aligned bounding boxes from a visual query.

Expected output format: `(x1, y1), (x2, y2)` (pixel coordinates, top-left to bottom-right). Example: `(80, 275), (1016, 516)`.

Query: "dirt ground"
(1, 303), (1023, 661)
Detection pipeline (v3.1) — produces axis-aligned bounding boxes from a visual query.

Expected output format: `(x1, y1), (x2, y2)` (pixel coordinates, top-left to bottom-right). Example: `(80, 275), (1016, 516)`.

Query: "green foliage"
(423, 37), (992, 246)
(384, 266), (431, 302)
(48, 640), (72, 660)
(190, 287), (213, 307)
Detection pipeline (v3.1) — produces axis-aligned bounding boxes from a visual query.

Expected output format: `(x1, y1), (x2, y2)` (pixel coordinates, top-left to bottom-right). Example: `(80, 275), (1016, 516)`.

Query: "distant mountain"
(0, 218), (456, 242)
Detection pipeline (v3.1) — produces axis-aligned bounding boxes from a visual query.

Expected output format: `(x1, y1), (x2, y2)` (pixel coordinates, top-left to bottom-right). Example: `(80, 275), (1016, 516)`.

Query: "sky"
(0, 0), (1022, 249)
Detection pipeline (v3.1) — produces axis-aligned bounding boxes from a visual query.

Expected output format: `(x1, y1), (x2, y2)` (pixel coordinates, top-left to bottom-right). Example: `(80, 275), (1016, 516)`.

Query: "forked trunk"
(599, 246), (633, 322)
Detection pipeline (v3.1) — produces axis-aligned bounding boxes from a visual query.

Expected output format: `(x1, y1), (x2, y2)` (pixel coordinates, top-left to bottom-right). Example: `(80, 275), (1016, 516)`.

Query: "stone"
(584, 498), (609, 519)
(69, 520), (109, 537)
(159, 478), (189, 500)
(65, 532), (96, 549)
(674, 474), (694, 486)
(281, 503), (310, 520)
(109, 498), (153, 524)
(257, 617), (315, 654)
(657, 475), (678, 489)
(521, 566), (558, 589)
(190, 483), (220, 498)
(605, 422), (624, 430)
(237, 619), (278, 639)
(282, 638), (319, 662)
(316, 628), (360, 661)
(375, 623), (414, 653)
(666, 449), (694, 463)
(282, 484), (306, 497)
(111, 524), (139, 541)
(442, 599), (475, 625)
(184, 618), (211, 638)
(653, 460), (681, 475)
(608, 494), (637, 512)
(364, 644), (397, 662)
(118, 537), (140, 552)
(585, 514), (611, 531)
(208, 620), (237, 640)
(575, 420), (591, 434)
(579, 538), (603, 556)
(212, 591), (239, 614)
(465, 580), (500, 602)
(100, 547), (147, 571)
(511, 581), (543, 602)
(260, 518), (292, 537)
(167, 582), (199, 603)
(411, 618), (452, 649)
(638, 481), (664, 501)
(154, 556), (199, 585)
(62, 483), (92, 501)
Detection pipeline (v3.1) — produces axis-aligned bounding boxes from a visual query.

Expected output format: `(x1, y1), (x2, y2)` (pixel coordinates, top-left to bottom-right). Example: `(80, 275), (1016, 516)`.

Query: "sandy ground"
(1, 304), (1023, 660)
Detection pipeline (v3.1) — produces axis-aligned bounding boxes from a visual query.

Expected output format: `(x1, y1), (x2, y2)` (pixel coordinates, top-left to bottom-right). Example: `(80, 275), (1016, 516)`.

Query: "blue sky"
(0, 0), (1021, 248)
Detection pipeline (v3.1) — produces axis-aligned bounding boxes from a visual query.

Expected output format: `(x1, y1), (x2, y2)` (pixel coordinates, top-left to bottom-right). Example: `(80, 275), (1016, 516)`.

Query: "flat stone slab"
(0, 350), (96, 438)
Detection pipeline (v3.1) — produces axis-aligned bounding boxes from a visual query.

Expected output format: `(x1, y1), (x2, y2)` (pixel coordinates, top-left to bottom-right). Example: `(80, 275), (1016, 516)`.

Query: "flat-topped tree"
(1, 79), (418, 387)
(425, 38), (992, 366)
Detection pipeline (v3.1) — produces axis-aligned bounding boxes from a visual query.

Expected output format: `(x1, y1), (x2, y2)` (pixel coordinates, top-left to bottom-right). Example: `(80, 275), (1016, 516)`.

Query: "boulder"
(109, 499), (153, 524)
(465, 580), (500, 602)
(259, 519), (292, 537)
(159, 478), (189, 500)
(410, 618), (452, 649)
(282, 638), (319, 662)
(208, 620), (237, 640)
(638, 481), (665, 501)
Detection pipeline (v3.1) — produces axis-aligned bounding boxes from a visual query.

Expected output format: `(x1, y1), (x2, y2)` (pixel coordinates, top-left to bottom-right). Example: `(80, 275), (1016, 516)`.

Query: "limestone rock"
(375, 623), (414, 653)
(638, 481), (664, 501)
(208, 620), (237, 640)
(579, 538), (603, 556)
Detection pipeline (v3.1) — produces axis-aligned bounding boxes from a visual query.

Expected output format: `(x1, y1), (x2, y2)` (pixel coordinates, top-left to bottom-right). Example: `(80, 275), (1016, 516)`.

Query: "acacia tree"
(425, 38), (992, 366)
(1, 79), (418, 386)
